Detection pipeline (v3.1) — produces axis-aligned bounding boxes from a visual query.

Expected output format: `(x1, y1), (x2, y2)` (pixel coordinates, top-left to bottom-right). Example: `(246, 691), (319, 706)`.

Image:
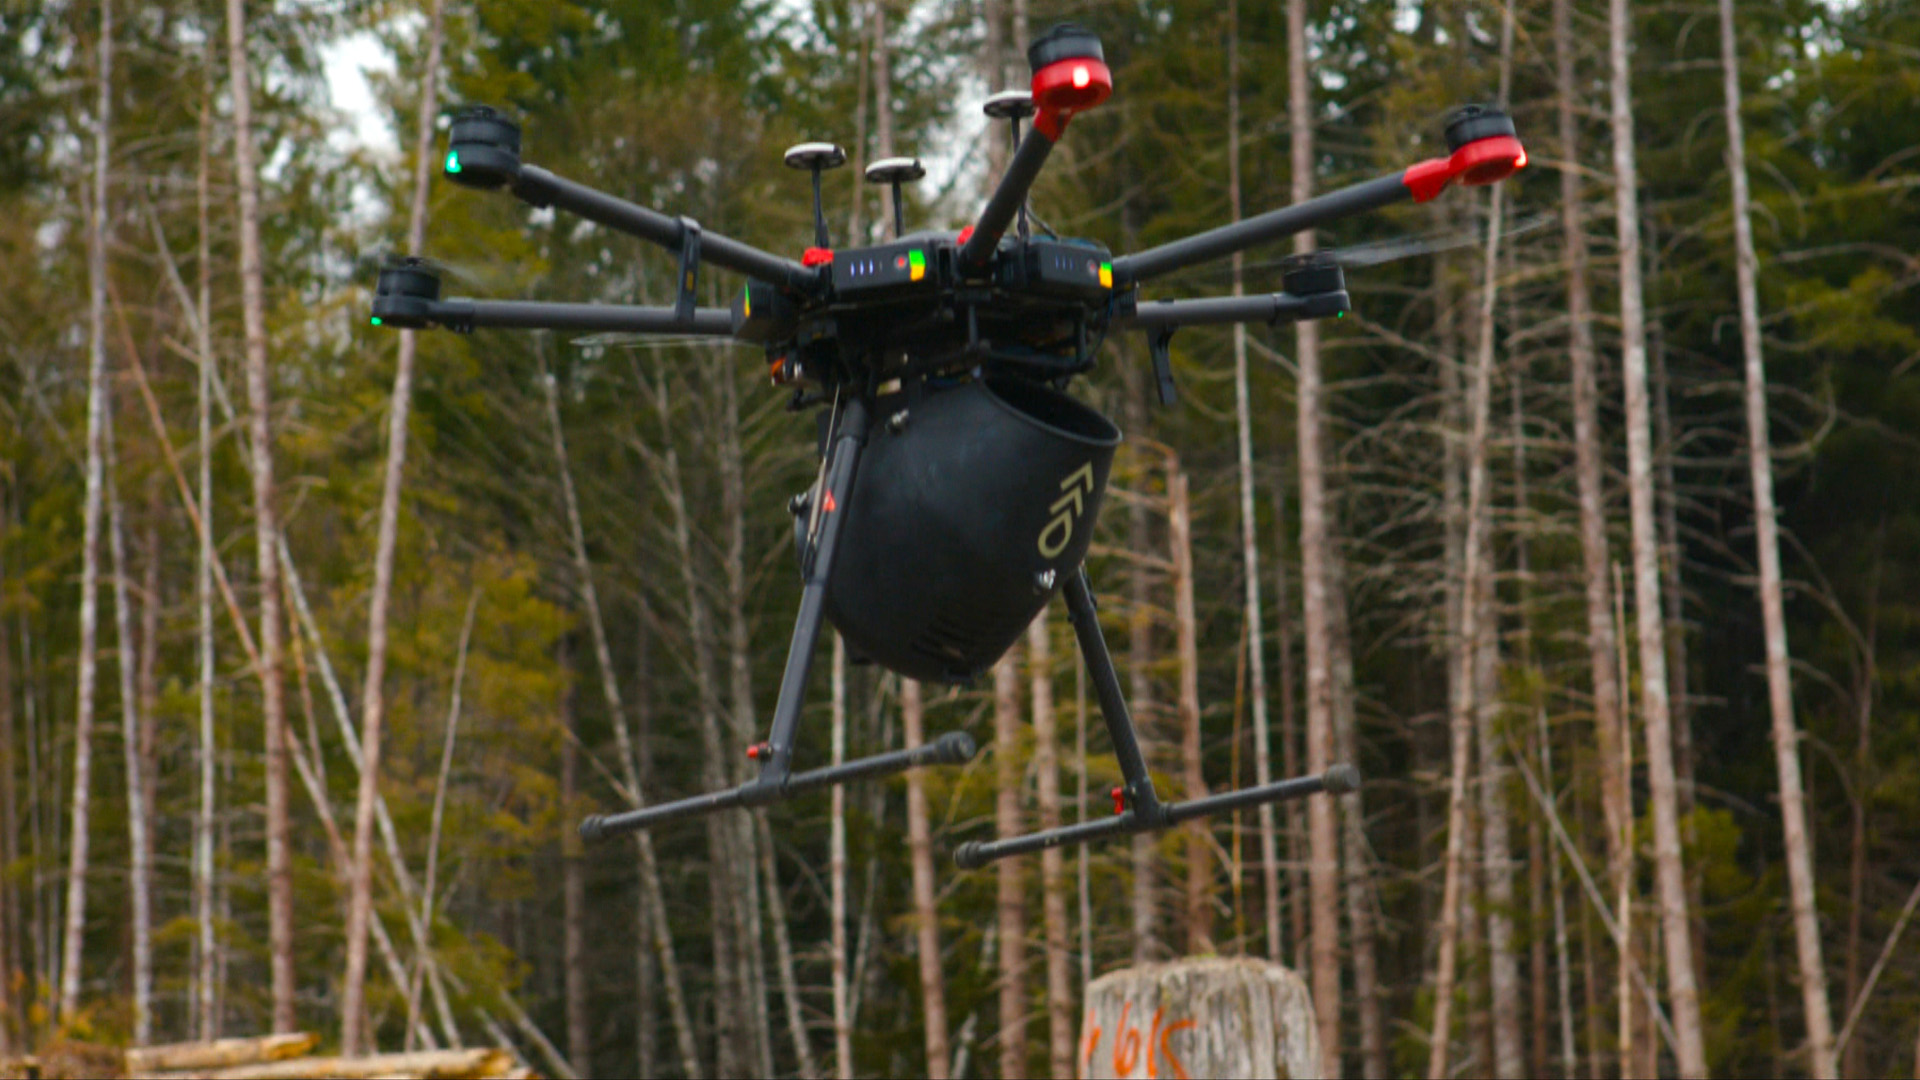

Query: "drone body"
(370, 23), (1525, 867)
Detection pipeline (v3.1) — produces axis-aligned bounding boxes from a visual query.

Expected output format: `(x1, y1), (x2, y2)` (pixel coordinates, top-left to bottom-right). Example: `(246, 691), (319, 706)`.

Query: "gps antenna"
(784, 143), (847, 250)
(864, 158), (926, 239)
(983, 91), (1038, 240)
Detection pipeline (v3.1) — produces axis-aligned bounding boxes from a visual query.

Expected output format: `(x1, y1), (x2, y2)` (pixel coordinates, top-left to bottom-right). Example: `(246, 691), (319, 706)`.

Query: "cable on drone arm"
(442, 106), (819, 296)
(956, 25), (1112, 272)
(1110, 106), (1527, 287)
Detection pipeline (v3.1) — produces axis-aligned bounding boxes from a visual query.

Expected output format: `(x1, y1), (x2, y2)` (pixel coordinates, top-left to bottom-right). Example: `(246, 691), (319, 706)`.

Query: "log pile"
(4, 1033), (531, 1080)
(1080, 957), (1322, 1080)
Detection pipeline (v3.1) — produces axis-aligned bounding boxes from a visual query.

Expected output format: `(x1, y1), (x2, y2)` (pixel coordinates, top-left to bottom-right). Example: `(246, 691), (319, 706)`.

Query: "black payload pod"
(818, 377), (1120, 683)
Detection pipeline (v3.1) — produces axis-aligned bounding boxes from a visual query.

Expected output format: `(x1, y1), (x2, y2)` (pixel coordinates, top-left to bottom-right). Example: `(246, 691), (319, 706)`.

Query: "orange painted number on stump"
(1111, 1001), (1141, 1077)
(1104, 1003), (1193, 1079)
(1083, 1009), (1102, 1073)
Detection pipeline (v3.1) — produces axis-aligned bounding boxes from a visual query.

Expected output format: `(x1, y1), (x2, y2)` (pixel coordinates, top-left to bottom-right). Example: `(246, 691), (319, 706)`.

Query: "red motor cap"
(1031, 58), (1113, 138)
(802, 246), (834, 267)
(1402, 133), (1528, 203)
(1027, 24), (1111, 140)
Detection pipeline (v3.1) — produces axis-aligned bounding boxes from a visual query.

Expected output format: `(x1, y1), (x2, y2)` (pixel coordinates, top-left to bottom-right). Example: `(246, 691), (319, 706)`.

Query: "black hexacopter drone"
(370, 25), (1527, 868)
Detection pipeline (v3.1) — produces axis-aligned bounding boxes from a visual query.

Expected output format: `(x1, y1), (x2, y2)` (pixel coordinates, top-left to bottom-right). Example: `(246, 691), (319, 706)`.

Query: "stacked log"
(1079, 958), (1321, 1080)
(6, 1033), (529, 1080)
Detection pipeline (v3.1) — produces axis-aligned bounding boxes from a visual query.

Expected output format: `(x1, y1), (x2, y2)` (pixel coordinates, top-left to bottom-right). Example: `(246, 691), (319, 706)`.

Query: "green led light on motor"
(370, 316), (383, 326)
(1337, 310), (1346, 319)
(445, 150), (461, 174)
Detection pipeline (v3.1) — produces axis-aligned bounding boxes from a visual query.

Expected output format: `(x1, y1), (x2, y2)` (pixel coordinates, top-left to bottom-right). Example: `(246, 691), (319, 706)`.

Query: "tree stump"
(1079, 958), (1322, 1080)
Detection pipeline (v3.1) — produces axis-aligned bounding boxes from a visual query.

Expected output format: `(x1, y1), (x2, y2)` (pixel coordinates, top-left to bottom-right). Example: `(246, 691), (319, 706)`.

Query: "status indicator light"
(370, 316), (383, 326)
(1098, 261), (1113, 289)
(908, 249), (926, 282)
(445, 150), (461, 174)
(1072, 64), (1091, 89)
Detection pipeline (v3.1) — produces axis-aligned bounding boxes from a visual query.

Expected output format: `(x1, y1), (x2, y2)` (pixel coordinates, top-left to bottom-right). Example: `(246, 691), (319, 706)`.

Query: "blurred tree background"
(1, 0), (1917, 1076)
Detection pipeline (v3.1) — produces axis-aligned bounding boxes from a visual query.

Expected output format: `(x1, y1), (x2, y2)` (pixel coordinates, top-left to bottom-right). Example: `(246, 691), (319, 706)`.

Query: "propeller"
(1183, 212), (1553, 281)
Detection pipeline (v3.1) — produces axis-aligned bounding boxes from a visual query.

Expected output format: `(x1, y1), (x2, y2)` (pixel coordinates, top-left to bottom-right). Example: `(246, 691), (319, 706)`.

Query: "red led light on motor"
(1072, 64), (1090, 88)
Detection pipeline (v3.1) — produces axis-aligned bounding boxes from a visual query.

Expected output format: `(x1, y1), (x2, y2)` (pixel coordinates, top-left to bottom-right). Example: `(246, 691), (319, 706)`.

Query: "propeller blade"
(571, 332), (750, 350)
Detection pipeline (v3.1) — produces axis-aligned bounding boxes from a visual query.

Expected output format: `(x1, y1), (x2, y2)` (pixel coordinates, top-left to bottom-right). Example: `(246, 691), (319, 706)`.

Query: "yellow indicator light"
(908, 249), (926, 282)
(743, 289), (751, 317)
(1098, 261), (1113, 289)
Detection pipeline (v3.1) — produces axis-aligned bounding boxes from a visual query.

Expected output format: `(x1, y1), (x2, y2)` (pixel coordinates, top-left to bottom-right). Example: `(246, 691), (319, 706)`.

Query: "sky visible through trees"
(2, 1), (1919, 1078)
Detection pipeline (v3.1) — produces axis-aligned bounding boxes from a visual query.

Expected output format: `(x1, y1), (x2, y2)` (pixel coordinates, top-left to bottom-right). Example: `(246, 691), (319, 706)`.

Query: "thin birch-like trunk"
(1270, 463), (1304, 968)
(561, 658), (589, 1074)
(1289, 0), (1340, 1066)
(712, 357), (775, 1080)
(549, 366), (700, 1080)
(343, 0), (446, 1052)
(1171, 466), (1212, 953)
(1223, 0), (1282, 968)
(225, 0), (295, 1028)
(903, 678), (952, 1080)
(830, 635), (853, 1080)
(1555, 0), (1636, 1066)
(106, 401), (152, 1044)
(1326, 544), (1382, 1078)
(62, 0), (113, 1023)
(407, 592), (475, 1053)
(1609, 0), (1708, 1068)
(995, 649), (1028, 1078)
(136, 480), (160, 1036)
(1718, 2), (1837, 1072)
(1030, 615), (1073, 1079)
(0, 490), (14, 1055)
(193, 81), (220, 1041)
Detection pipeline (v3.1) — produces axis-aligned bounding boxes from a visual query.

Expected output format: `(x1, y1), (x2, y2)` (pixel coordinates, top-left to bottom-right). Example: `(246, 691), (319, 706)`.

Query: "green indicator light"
(1101, 261), (1112, 272)
(370, 316), (383, 326)
(1336, 311), (1346, 319)
(444, 150), (461, 174)
(908, 249), (925, 269)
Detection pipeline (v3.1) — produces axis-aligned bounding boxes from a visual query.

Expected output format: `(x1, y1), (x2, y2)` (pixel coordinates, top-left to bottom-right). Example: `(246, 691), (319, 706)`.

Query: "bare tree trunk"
(632, 612), (657, 1080)
(1169, 466), (1212, 954)
(549, 366), (700, 1080)
(561, 663), (589, 1074)
(995, 650), (1029, 1078)
(193, 81), (220, 1042)
(711, 361), (775, 1080)
(106, 400), (153, 1044)
(1030, 615), (1073, 1079)
(137, 477), (161, 1031)
(1221, 0), (1282, 972)
(1270, 464), (1304, 969)
(0, 488), (14, 1056)
(63, 0), (114, 1022)
(1288, 0), (1339, 1068)
(1717, 4), (1836, 1073)
(1609, 0), (1707, 1070)
(830, 636), (853, 1080)
(343, 0), (446, 1052)
(904, 678), (952, 1080)
(1325, 546), (1382, 1078)
(224, 0), (295, 1030)
(1555, 1), (1635, 1070)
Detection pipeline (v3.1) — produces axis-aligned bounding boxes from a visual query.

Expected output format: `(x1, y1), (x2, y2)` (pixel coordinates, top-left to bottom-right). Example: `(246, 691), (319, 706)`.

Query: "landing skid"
(578, 395), (1357, 863)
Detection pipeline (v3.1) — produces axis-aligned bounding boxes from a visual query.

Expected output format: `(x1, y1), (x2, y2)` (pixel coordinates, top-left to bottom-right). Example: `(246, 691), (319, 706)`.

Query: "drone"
(370, 24), (1527, 868)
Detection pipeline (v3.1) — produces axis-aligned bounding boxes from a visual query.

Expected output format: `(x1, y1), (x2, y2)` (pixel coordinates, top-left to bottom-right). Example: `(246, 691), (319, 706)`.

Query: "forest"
(2, 0), (1918, 1077)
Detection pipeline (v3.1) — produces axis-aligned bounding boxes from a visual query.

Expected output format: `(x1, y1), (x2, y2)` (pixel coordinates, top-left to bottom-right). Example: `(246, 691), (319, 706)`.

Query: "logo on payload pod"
(1038, 463), (1096, 559)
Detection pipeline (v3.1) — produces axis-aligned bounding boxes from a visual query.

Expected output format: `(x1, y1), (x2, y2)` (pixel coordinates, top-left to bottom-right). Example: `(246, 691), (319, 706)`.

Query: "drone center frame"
(822, 377), (1120, 683)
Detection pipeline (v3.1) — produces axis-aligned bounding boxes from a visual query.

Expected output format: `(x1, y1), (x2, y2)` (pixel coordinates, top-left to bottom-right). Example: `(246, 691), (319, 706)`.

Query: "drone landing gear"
(953, 567), (1359, 869)
(579, 398), (980, 843)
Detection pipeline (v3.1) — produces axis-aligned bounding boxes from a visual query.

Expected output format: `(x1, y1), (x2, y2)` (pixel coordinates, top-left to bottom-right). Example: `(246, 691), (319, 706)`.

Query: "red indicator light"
(895, 255), (907, 269)
(1072, 64), (1091, 89)
(1515, 149), (1528, 168)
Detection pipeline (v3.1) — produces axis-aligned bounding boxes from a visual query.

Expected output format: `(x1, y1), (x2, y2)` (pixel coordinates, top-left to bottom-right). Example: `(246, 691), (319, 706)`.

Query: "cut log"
(128, 1033), (320, 1073)
(153, 1048), (514, 1080)
(1079, 958), (1321, 1080)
